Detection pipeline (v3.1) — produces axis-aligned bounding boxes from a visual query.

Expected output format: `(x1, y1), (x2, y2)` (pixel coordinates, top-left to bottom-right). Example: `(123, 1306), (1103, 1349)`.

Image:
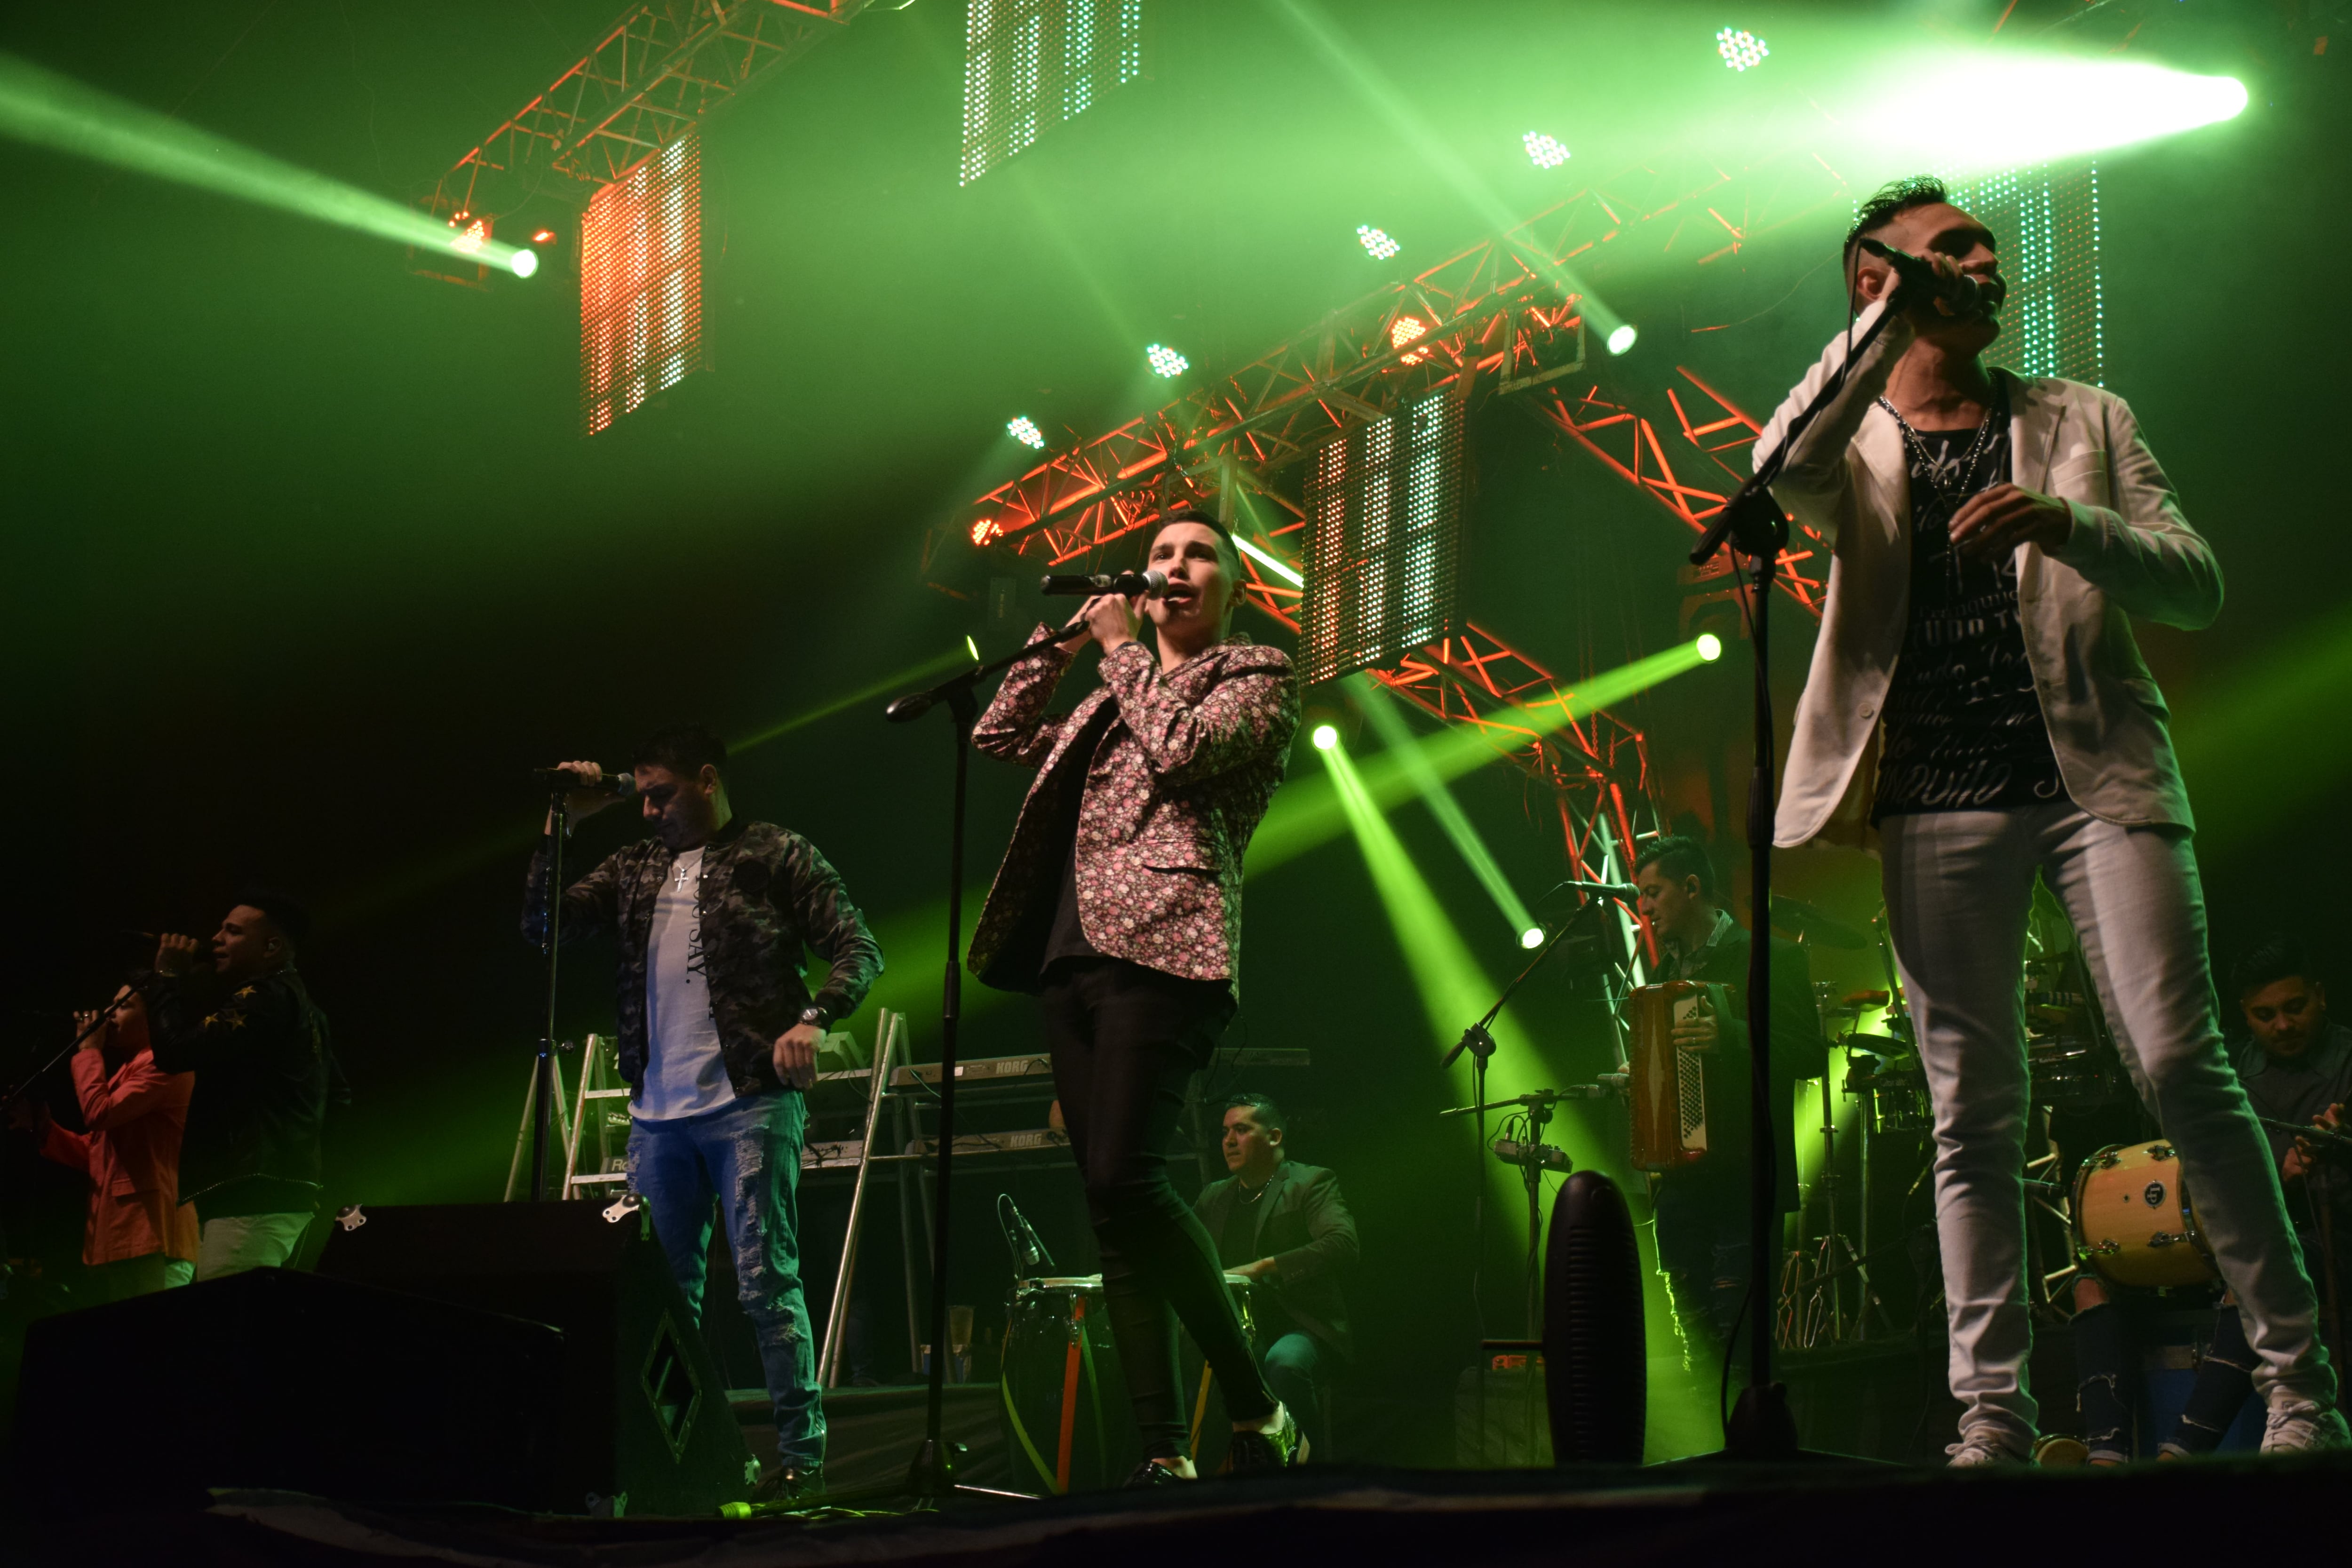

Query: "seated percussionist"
(1192, 1094), (1358, 1461)
(1631, 837), (1826, 1352)
(2059, 934), (2352, 1463)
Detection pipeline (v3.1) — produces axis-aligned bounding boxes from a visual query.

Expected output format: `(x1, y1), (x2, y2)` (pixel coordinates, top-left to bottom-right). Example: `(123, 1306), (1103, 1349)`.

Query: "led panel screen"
(1300, 389), (1465, 686)
(961, 0), (1144, 186)
(581, 132), (704, 435)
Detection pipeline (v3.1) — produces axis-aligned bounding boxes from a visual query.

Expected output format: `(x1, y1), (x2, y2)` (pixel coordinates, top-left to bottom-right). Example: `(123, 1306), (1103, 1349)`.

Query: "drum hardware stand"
(884, 630), (1078, 1504)
(521, 784), (577, 1203)
(1443, 895), (1622, 1346)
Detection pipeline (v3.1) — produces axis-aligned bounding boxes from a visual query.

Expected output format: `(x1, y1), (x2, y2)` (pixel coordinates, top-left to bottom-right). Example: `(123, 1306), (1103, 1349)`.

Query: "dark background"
(4, 0), (2345, 1461)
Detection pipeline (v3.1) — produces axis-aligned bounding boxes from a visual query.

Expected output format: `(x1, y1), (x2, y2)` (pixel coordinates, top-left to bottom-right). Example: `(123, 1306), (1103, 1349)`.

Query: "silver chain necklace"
(1877, 395), (2001, 504)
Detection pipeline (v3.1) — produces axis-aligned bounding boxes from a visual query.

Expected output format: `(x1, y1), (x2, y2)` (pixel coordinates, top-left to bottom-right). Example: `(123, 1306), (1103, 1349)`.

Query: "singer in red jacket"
(970, 509), (1304, 1484)
(30, 989), (199, 1300)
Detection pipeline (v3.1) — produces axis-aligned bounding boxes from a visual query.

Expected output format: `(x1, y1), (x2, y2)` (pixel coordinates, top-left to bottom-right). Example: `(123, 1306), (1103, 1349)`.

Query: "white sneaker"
(1945, 1432), (2026, 1467)
(2261, 1400), (2352, 1454)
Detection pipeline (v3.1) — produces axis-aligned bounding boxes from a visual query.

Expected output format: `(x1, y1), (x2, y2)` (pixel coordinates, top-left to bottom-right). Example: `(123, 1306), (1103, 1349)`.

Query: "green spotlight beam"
(1318, 736), (1606, 1173)
(0, 51), (537, 276)
(1254, 637), (1718, 876)
(1855, 56), (2247, 175)
(1261, 0), (1632, 342)
(2173, 607), (2352, 855)
(1351, 675), (1535, 942)
(730, 643), (977, 757)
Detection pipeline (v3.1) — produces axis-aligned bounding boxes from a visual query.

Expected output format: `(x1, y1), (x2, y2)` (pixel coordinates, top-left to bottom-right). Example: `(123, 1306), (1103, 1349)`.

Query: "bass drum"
(998, 1272), (1255, 1493)
(2072, 1141), (2219, 1289)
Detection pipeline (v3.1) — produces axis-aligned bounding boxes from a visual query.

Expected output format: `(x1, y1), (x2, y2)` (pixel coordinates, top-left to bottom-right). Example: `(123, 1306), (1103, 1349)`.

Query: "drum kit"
(1771, 892), (2158, 1345)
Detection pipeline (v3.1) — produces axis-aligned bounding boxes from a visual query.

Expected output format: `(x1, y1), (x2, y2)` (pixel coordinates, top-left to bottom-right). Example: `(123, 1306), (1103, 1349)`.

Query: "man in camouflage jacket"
(525, 725), (880, 1496)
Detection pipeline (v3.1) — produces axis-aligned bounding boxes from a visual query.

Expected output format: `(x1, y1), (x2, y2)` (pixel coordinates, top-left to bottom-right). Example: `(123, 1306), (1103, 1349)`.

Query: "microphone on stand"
(1854, 236), (1996, 317)
(997, 1194), (1056, 1277)
(532, 766), (638, 797)
(1039, 569), (1167, 597)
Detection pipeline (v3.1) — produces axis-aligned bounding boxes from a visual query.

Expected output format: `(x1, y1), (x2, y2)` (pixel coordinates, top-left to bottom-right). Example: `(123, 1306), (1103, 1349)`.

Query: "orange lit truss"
(419, 0), (873, 266)
(948, 147), (1858, 881)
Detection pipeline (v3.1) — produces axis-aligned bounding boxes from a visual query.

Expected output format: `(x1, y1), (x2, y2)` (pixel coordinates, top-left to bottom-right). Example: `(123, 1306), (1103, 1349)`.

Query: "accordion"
(1627, 980), (1729, 1173)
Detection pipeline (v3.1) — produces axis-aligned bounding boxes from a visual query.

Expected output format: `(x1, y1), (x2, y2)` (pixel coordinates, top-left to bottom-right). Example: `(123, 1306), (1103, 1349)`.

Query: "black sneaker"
(1123, 1459), (1194, 1488)
(1223, 1402), (1307, 1474)
(748, 1462), (826, 1506)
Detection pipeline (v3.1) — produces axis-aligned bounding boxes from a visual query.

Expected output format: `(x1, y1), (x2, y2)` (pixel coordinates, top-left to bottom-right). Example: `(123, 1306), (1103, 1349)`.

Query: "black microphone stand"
(530, 787), (570, 1202)
(1680, 295), (1906, 1463)
(885, 628), (1082, 1501)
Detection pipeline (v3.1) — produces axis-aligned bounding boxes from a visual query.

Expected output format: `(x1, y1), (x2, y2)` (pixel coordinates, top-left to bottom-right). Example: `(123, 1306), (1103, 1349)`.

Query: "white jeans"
(195, 1212), (313, 1282)
(1881, 804), (2334, 1449)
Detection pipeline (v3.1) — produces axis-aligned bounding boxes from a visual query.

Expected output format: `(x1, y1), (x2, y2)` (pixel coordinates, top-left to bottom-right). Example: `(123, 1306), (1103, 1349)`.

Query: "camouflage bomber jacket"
(524, 818), (882, 1098)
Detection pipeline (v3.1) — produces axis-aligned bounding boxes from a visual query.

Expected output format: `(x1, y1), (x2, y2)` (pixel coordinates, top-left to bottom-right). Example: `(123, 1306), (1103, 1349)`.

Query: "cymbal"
(1768, 894), (1871, 950)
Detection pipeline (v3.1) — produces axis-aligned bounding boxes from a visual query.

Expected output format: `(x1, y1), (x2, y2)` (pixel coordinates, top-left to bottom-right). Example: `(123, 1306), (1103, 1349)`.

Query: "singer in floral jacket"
(969, 509), (1304, 1484)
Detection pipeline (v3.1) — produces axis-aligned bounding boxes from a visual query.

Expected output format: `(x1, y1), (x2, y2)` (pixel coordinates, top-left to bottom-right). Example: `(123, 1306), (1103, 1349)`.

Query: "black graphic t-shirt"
(1871, 394), (2067, 821)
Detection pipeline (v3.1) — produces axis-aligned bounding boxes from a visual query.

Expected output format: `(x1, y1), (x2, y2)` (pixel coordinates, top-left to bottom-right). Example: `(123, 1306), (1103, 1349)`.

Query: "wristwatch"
(797, 1004), (828, 1031)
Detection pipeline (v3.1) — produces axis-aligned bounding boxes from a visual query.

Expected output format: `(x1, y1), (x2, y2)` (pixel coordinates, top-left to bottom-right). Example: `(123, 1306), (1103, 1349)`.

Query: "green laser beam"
(1255, 638), (1716, 875)
(730, 644), (977, 756)
(1352, 675), (1534, 942)
(0, 50), (537, 276)
(2173, 607), (2352, 855)
(1261, 0), (1630, 338)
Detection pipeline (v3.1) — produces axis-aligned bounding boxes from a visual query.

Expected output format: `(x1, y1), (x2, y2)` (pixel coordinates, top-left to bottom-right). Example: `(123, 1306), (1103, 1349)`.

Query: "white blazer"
(1757, 299), (2222, 850)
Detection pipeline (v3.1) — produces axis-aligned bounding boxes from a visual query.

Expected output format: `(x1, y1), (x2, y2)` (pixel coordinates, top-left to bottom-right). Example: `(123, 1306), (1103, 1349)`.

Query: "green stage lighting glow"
(1008, 415), (1047, 449)
(1696, 632), (1724, 662)
(1716, 28), (1770, 72)
(1520, 926), (1545, 949)
(0, 50), (540, 279)
(965, 636), (981, 661)
(1523, 131), (1570, 169)
(1356, 677), (1538, 947)
(1146, 343), (1190, 377)
(1311, 723), (1341, 751)
(509, 248), (539, 279)
(1858, 57), (2247, 175)
(731, 644), (976, 756)
(1236, 534), (1305, 587)
(1606, 324), (1638, 356)
(1357, 224), (1401, 260)
(1252, 637), (1721, 877)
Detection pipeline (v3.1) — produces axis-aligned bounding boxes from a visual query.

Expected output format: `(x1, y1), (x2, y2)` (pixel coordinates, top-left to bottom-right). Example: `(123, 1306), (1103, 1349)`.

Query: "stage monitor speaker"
(13, 1266), (565, 1513)
(315, 1202), (758, 1517)
(1544, 1169), (1645, 1464)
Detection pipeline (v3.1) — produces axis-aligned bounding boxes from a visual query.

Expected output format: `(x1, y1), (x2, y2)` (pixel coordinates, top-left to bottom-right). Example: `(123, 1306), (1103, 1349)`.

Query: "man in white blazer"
(1757, 175), (2343, 1464)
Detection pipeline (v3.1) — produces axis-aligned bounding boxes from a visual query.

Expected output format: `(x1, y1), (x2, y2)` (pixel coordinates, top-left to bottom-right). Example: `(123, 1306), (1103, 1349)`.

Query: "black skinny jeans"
(1041, 956), (1275, 1459)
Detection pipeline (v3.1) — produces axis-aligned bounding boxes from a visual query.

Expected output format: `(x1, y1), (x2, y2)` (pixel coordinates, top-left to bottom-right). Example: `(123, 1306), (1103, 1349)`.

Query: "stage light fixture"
(532, 228), (557, 244)
(1696, 632), (1724, 662)
(1523, 131), (1570, 169)
(971, 518), (1004, 546)
(1311, 723), (1341, 751)
(1357, 224), (1401, 260)
(1716, 27), (1769, 72)
(1390, 315), (1430, 366)
(1008, 415), (1046, 449)
(1520, 926), (1546, 950)
(966, 636), (981, 661)
(450, 216), (489, 254)
(1146, 342), (1189, 377)
(1606, 324), (1638, 356)
(509, 248), (539, 279)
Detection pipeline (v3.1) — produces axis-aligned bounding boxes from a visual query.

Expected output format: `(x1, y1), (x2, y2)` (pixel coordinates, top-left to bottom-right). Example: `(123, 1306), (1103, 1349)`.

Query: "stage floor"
(22, 1451), (2344, 1566)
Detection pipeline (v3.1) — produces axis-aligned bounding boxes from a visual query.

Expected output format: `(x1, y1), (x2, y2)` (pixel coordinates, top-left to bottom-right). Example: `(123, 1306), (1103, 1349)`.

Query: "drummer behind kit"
(1626, 982), (1732, 1172)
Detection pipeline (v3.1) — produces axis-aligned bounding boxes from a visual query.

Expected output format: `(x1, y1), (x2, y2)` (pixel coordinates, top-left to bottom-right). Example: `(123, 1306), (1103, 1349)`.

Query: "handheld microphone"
(1039, 569), (1167, 597)
(533, 766), (638, 797)
(1855, 236), (1993, 316)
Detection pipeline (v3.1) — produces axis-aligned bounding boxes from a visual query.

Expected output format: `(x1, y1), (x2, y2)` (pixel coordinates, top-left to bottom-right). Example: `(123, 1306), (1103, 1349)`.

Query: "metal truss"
(946, 146), (1860, 873)
(425, 0), (872, 225)
(1525, 368), (1830, 618)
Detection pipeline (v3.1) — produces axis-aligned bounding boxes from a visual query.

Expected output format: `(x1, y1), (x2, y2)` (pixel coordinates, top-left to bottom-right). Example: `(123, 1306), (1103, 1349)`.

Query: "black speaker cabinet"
(14, 1266), (565, 1512)
(315, 1202), (758, 1516)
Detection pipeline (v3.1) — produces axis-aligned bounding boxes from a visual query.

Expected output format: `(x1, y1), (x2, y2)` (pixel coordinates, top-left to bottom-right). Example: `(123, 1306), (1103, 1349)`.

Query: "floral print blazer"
(968, 629), (1299, 994)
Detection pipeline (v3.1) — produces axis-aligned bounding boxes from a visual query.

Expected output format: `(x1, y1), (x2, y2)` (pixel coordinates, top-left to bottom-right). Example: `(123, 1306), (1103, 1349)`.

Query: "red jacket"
(39, 1009), (200, 1266)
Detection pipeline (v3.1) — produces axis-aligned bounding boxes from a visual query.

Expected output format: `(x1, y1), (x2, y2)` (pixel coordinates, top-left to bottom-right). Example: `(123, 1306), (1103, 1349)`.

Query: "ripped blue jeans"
(629, 1089), (823, 1467)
